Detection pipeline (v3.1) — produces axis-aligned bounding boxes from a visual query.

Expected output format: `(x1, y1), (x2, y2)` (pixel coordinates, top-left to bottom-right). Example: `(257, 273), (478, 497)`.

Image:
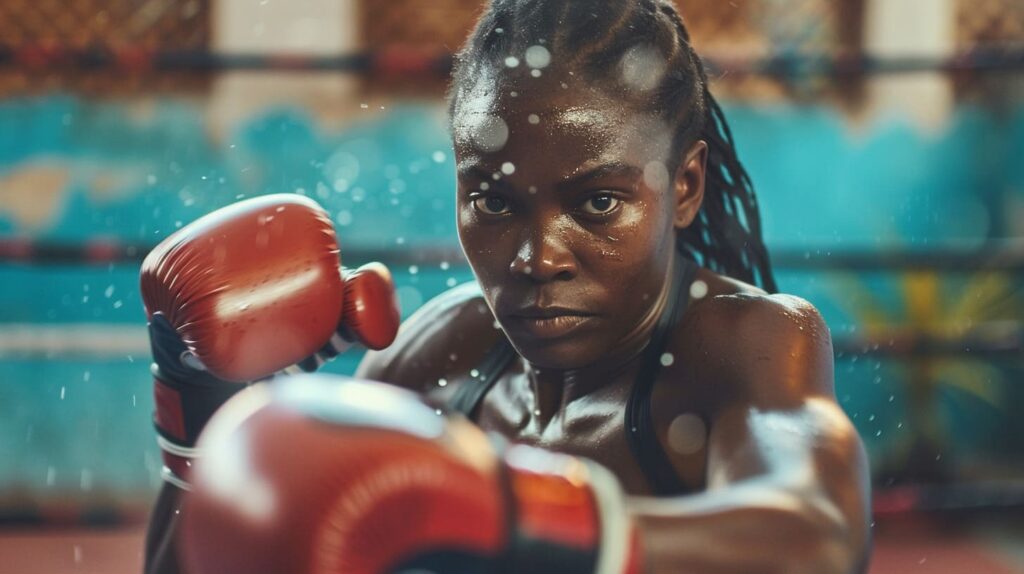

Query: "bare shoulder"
(681, 271), (836, 406)
(355, 282), (503, 393)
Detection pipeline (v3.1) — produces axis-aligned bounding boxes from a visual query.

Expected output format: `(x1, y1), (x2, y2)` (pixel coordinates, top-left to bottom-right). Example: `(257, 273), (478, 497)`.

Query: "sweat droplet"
(643, 161), (670, 191)
(620, 44), (667, 92)
(690, 280), (708, 300)
(471, 115), (509, 153)
(667, 413), (707, 455)
(525, 45), (551, 69)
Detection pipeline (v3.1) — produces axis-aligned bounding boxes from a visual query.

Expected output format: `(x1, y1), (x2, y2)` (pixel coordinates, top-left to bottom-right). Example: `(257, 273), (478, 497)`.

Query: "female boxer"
(146, 1), (870, 572)
(356, 0), (870, 571)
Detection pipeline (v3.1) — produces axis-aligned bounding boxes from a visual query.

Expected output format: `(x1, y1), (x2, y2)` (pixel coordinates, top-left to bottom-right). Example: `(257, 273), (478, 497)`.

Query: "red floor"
(0, 517), (1022, 573)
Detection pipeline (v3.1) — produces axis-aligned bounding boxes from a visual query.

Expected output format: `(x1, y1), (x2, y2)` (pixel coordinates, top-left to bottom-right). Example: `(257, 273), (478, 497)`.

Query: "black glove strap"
(149, 313), (246, 448)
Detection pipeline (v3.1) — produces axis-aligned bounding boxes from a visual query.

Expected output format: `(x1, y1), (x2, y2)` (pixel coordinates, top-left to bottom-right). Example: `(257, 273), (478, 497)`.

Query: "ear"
(672, 140), (707, 229)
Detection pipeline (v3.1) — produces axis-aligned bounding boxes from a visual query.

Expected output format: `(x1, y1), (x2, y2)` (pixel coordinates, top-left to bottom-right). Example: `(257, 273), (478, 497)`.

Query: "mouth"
(504, 306), (597, 339)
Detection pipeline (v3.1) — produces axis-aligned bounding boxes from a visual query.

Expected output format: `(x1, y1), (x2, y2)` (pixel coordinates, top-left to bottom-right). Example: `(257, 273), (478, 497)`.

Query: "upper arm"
(355, 282), (502, 394)
(696, 294), (871, 558)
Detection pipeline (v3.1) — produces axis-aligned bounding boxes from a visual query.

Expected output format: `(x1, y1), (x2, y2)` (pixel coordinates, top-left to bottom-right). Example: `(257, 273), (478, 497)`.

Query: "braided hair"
(448, 0), (777, 292)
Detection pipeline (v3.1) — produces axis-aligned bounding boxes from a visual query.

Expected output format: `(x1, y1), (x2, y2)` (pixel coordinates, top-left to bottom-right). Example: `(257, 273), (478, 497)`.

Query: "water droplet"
(525, 45), (551, 69)
(440, 261), (450, 270)
(471, 115), (510, 153)
(689, 280), (708, 300)
(470, 369), (480, 378)
(432, 151), (446, 163)
(438, 378), (448, 387)
(643, 161), (669, 191)
(667, 413), (707, 454)
(660, 353), (674, 367)
(501, 162), (516, 175)
(446, 278), (457, 287)
(435, 409), (443, 416)
(504, 56), (520, 68)
(60, 386), (66, 400)
(528, 114), (540, 125)
(530, 69), (542, 78)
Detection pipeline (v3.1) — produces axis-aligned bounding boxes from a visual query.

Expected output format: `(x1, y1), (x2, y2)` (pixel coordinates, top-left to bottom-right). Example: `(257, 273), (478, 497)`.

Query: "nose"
(509, 222), (578, 283)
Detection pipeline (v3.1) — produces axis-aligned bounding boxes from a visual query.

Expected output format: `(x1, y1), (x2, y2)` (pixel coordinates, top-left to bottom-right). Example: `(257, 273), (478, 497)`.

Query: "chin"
(506, 335), (604, 371)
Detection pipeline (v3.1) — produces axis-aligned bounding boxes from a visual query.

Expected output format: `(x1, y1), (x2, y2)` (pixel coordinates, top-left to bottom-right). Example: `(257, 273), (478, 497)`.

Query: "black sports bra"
(446, 255), (701, 496)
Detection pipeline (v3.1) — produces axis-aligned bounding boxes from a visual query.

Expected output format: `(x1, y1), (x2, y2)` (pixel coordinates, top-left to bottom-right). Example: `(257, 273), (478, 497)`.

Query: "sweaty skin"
(358, 75), (871, 573)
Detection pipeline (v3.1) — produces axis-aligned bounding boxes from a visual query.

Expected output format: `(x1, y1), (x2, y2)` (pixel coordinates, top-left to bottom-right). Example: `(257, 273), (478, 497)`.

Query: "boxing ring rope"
(0, 44), (1022, 77)
(5, 237), (1024, 270)
(2, 237), (1024, 360)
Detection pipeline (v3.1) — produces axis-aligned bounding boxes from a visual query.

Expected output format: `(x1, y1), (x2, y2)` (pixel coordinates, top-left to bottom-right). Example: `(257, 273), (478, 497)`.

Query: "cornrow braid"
(657, 1), (777, 292)
(449, 0), (777, 293)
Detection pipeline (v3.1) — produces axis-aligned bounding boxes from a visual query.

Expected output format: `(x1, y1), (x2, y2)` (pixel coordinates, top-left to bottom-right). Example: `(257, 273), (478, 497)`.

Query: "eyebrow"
(456, 165), (499, 180)
(456, 162), (642, 192)
(557, 162), (642, 192)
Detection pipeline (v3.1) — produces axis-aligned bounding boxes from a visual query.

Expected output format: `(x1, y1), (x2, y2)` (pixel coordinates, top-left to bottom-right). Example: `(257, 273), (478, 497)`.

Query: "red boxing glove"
(140, 194), (345, 488)
(182, 375), (643, 574)
(141, 194), (344, 381)
(299, 262), (401, 372)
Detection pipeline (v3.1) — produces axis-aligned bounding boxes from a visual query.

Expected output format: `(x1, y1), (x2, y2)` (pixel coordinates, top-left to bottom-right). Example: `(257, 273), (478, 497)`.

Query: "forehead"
(451, 74), (674, 170)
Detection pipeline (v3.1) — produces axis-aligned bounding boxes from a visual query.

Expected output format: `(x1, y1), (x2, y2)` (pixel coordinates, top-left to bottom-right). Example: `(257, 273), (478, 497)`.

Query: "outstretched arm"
(629, 294), (871, 573)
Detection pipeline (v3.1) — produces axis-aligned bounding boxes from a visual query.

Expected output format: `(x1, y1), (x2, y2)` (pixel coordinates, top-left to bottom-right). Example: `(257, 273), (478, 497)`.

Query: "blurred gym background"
(0, 0), (1021, 572)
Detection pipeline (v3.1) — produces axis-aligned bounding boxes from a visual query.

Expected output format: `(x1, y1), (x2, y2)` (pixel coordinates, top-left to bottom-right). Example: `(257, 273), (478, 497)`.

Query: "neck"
(525, 254), (679, 422)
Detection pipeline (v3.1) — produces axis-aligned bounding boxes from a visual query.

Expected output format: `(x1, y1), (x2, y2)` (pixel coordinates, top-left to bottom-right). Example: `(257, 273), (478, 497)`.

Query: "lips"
(504, 306), (597, 339)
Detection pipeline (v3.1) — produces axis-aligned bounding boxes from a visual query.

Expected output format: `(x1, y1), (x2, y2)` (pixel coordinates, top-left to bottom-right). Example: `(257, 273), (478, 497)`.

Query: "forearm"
(628, 480), (864, 574)
(144, 483), (186, 574)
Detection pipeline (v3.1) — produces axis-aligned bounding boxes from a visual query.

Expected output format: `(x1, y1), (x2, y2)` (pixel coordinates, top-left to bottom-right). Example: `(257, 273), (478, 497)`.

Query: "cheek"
(587, 200), (672, 267)
(457, 206), (511, 279)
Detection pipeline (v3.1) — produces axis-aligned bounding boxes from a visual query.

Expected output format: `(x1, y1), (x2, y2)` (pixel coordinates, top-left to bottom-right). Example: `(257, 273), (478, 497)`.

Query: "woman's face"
(453, 74), (703, 369)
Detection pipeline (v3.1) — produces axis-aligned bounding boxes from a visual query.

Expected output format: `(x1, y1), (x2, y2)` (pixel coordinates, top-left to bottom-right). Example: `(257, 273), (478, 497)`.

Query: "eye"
(473, 195), (512, 215)
(580, 193), (620, 215)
